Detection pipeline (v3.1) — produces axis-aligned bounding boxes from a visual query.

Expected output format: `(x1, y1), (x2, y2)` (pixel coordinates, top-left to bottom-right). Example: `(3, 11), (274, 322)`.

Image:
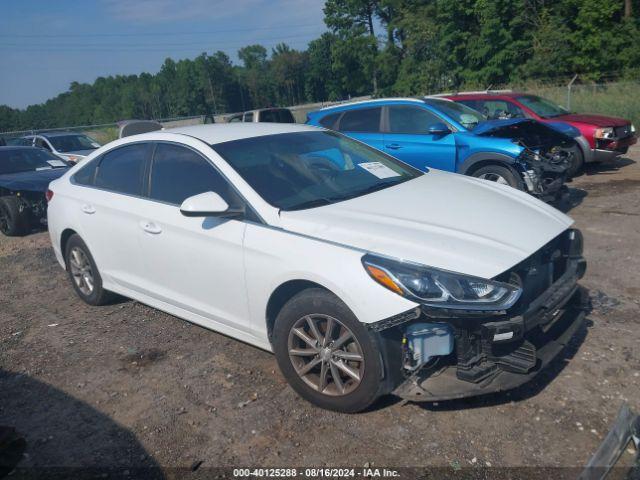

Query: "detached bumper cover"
(580, 404), (640, 480)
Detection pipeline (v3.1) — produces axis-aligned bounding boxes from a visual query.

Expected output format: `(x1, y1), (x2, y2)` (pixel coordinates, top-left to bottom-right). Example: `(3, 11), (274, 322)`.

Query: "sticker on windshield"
(91, 142), (100, 148)
(358, 162), (400, 179)
(47, 160), (67, 167)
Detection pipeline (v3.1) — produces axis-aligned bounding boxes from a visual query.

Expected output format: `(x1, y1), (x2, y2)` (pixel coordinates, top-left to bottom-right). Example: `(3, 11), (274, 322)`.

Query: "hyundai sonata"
(47, 123), (587, 412)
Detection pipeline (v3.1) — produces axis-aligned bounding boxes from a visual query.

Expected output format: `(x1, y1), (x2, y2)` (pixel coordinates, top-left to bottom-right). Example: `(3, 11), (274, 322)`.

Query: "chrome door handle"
(140, 221), (162, 235)
(81, 204), (96, 214)
(385, 143), (402, 150)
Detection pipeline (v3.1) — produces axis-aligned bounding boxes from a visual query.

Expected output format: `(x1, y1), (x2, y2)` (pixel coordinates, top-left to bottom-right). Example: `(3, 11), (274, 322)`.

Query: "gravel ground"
(1, 148), (639, 478)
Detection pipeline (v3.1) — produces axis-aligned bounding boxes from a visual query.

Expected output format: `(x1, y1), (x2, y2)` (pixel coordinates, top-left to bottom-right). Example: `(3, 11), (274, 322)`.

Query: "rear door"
(75, 142), (153, 290)
(336, 107), (385, 151)
(136, 142), (251, 333)
(383, 105), (456, 171)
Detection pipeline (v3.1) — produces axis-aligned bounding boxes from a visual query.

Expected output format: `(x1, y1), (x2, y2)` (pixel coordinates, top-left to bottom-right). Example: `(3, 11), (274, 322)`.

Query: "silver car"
(20, 132), (101, 163)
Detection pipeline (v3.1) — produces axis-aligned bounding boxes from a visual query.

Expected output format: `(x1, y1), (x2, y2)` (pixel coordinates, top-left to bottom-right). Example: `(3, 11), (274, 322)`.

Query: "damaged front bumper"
(518, 150), (571, 203)
(375, 230), (589, 402)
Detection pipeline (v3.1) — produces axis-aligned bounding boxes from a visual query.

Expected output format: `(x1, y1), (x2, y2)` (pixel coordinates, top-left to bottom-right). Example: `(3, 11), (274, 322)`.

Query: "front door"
(136, 142), (251, 333)
(383, 105), (457, 172)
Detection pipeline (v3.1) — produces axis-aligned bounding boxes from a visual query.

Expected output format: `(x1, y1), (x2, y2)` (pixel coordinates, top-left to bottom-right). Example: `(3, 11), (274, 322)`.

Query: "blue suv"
(307, 98), (579, 202)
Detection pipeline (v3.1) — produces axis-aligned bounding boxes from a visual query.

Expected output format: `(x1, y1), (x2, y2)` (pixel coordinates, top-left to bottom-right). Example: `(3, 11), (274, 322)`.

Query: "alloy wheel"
(287, 314), (365, 396)
(478, 173), (509, 185)
(69, 246), (95, 296)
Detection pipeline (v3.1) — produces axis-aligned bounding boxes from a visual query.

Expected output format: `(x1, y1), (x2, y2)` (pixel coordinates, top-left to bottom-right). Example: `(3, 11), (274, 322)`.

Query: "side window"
(228, 115), (242, 123)
(35, 138), (52, 151)
(319, 112), (341, 130)
(388, 106), (443, 134)
(243, 112), (254, 122)
(149, 143), (231, 206)
(338, 107), (381, 133)
(73, 158), (99, 186)
(94, 143), (151, 196)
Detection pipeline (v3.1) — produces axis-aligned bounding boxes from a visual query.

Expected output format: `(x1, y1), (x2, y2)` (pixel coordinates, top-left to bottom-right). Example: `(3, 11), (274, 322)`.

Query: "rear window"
(260, 109), (295, 123)
(94, 143), (151, 196)
(338, 107), (381, 133)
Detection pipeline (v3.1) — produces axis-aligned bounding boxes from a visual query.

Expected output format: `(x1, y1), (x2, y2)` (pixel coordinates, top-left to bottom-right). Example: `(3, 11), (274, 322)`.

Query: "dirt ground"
(1, 148), (639, 478)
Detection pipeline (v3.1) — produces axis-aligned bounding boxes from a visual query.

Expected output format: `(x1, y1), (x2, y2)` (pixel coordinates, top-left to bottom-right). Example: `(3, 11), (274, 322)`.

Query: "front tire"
(272, 288), (384, 412)
(0, 196), (30, 237)
(470, 164), (523, 190)
(64, 234), (114, 306)
(566, 146), (585, 178)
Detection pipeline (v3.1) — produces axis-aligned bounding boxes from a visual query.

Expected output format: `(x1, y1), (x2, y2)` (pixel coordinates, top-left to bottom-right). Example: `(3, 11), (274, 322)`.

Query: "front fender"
(458, 151), (521, 175)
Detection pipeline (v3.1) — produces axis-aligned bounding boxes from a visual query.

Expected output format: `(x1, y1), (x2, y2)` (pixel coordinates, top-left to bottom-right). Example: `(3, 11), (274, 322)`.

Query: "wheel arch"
(458, 152), (518, 175)
(265, 279), (334, 344)
(60, 228), (78, 264)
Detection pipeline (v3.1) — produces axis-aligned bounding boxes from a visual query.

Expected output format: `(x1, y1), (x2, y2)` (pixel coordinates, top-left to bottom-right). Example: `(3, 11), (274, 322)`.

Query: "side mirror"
(428, 123), (451, 135)
(180, 192), (244, 218)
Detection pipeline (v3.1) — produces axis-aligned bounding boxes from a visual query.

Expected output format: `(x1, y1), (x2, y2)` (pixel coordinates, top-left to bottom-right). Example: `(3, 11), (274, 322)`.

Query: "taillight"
(45, 189), (54, 202)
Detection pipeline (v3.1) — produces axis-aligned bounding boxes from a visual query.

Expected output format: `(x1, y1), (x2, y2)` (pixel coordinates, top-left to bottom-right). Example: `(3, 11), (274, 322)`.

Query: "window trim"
(71, 138), (265, 224)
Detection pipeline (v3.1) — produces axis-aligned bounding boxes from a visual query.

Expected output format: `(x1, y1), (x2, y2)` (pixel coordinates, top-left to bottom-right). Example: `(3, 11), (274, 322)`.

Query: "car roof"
(445, 92), (527, 99)
(37, 131), (86, 138)
(167, 122), (319, 144)
(318, 97), (425, 112)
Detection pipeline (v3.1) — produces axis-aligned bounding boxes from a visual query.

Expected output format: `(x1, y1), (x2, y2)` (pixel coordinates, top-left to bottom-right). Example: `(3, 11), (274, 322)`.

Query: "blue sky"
(0, 0), (327, 109)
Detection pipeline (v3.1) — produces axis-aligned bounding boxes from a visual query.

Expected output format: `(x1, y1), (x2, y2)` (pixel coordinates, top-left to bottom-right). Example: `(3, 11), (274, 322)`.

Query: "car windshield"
(0, 148), (69, 174)
(47, 134), (100, 153)
(212, 130), (422, 211)
(516, 95), (569, 118)
(423, 98), (485, 130)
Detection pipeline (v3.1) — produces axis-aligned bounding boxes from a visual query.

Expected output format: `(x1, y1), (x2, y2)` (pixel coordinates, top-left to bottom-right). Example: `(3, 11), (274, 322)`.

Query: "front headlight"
(631, 124), (636, 134)
(594, 127), (615, 140)
(362, 254), (522, 311)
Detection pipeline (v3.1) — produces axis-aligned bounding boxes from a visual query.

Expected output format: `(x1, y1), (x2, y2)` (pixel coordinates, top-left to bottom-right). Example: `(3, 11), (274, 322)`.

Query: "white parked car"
(20, 132), (101, 163)
(47, 123), (587, 412)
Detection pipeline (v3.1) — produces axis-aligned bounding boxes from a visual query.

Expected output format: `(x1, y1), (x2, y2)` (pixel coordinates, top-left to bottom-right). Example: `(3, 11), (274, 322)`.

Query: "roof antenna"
(485, 84), (493, 92)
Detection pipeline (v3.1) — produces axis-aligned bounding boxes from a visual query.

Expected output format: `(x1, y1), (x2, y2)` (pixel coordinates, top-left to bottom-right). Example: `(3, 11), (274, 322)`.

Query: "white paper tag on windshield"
(36, 167), (52, 171)
(358, 162), (400, 179)
(91, 142), (100, 148)
(47, 160), (67, 167)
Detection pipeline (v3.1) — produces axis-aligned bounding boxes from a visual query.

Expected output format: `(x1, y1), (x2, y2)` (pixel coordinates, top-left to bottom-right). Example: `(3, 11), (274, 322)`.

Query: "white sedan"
(47, 123), (587, 412)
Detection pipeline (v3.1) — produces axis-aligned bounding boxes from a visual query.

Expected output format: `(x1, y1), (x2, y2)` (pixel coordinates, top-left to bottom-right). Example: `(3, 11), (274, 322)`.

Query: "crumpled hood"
(554, 113), (629, 128)
(472, 118), (533, 135)
(0, 168), (68, 192)
(474, 118), (579, 139)
(279, 170), (573, 279)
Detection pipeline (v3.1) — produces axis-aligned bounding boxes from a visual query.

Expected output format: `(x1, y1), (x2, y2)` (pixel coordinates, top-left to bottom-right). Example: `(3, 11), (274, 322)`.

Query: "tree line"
(1, 0), (638, 132)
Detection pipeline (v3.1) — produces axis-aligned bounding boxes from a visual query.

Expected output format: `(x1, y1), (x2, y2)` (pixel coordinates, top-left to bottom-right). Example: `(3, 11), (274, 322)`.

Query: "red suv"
(445, 91), (637, 175)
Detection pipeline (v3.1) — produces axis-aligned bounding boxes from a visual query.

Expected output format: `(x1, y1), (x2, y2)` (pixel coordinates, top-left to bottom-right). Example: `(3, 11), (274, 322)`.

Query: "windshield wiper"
(285, 197), (334, 211)
(329, 180), (403, 202)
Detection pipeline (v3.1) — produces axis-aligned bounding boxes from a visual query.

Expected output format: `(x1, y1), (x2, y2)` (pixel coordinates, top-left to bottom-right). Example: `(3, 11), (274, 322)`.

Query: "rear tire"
(0, 196), (30, 237)
(470, 164), (523, 190)
(272, 288), (384, 413)
(64, 234), (114, 306)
